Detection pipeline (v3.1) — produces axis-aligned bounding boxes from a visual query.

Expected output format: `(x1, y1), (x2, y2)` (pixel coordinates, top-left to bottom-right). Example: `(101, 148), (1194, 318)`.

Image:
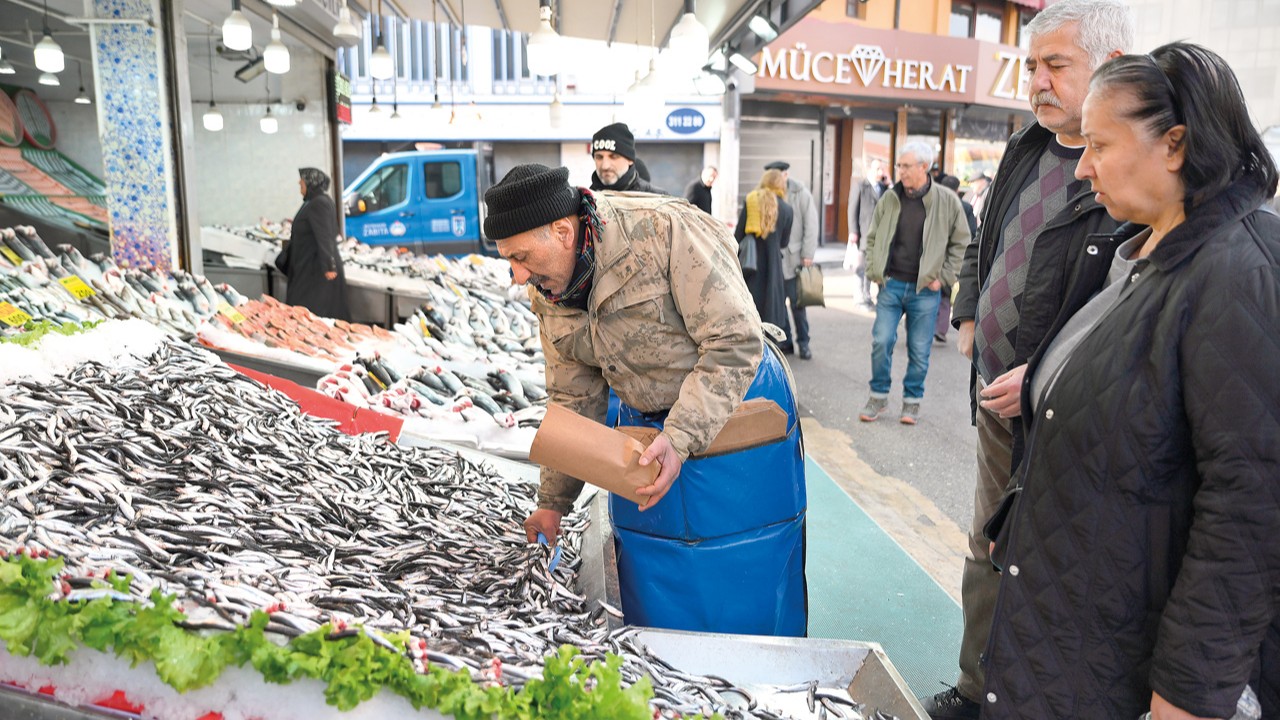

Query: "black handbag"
(738, 234), (759, 278)
(274, 242), (291, 275)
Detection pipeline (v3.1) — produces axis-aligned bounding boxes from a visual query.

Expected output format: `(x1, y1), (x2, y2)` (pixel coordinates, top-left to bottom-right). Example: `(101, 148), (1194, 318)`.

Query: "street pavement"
(790, 246), (978, 529)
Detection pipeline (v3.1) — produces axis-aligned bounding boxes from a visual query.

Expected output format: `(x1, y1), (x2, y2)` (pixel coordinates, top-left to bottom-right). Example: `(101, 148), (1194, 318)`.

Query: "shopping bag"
(738, 234), (759, 279)
(796, 264), (825, 307)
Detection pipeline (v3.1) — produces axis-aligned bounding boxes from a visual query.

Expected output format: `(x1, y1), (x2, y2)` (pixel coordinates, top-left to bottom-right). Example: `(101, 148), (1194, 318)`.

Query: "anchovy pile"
(1, 225), (240, 337)
(0, 336), (896, 719)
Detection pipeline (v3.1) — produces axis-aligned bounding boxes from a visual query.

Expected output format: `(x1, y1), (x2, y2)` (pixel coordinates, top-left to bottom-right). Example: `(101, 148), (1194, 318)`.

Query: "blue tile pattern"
(93, 0), (175, 271)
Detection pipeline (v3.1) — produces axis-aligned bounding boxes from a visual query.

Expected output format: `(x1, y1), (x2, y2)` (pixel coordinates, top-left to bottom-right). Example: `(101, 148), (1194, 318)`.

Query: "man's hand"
(635, 433), (682, 512)
(927, 279), (942, 292)
(524, 508), (564, 545)
(324, 271), (338, 281)
(849, 232), (859, 245)
(957, 320), (975, 359)
(802, 258), (814, 268)
(979, 364), (1027, 419)
(1151, 691), (1221, 720)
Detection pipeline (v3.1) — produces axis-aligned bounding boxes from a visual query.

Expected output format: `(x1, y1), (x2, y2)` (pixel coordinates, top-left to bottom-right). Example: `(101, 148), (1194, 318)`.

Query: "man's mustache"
(1032, 91), (1063, 109)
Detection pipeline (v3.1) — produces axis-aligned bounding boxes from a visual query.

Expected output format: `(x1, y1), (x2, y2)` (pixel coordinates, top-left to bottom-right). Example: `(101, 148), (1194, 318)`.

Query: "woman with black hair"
(980, 43), (1279, 720)
(277, 167), (350, 320)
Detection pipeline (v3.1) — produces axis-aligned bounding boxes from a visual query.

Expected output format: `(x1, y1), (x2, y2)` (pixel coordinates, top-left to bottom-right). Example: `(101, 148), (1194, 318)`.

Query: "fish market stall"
(1, 320), (926, 720)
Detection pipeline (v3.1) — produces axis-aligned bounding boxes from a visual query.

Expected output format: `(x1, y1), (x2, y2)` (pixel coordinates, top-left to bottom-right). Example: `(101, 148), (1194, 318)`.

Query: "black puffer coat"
(278, 190), (350, 320)
(982, 175), (1280, 719)
(590, 165), (668, 196)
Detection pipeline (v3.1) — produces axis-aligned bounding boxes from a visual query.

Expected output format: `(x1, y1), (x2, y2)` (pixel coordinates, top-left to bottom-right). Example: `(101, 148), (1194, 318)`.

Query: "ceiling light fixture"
(34, 0), (64, 74)
(222, 0), (253, 52)
(260, 107), (277, 133)
(74, 62), (91, 104)
(264, 12), (291, 74)
(38, 71), (59, 86)
(333, 0), (360, 44)
(548, 93), (563, 129)
(369, 0), (394, 80)
(667, 0), (709, 78)
(525, 0), (562, 77)
(265, 0), (298, 6)
(369, 94), (382, 113)
(747, 13), (779, 42)
(728, 49), (758, 74)
(203, 35), (223, 131)
(0, 59), (15, 75)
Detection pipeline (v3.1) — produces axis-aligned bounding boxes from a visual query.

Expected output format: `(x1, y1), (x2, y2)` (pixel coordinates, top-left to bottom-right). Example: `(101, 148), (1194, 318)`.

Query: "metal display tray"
(579, 492), (928, 720)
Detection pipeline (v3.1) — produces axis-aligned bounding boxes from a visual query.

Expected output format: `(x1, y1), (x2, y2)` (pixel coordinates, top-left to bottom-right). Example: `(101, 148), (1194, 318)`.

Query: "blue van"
(342, 149), (494, 255)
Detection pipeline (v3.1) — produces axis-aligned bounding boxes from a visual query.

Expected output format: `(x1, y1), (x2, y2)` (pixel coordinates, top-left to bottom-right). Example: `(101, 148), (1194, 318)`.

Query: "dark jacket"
(685, 179), (713, 214)
(277, 190), (350, 320)
(735, 199), (793, 333)
(952, 122), (1121, 457)
(590, 165), (668, 196)
(983, 174), (1280, 720)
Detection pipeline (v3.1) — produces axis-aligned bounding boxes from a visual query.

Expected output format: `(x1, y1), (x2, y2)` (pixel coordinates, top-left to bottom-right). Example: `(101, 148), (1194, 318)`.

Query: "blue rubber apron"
(610, 344), (807, 636)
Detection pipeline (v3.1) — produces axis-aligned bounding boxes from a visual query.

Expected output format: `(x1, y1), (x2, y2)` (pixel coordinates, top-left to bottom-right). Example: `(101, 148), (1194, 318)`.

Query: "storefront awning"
(1008, 0), (1045, 9)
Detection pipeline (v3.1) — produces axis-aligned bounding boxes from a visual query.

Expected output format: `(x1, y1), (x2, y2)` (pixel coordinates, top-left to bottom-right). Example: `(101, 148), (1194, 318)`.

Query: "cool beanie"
(483, 164), (580, 240)
(590, 123), (637, 162)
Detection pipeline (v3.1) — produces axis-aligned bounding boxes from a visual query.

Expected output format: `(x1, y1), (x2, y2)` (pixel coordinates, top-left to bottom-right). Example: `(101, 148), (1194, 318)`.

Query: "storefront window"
(1017, 9), (1038, 49)
(950, 107), (1019, 186)
(975, 6), (1003, 42)
(950, 4), (974, 37)
(846, 0), (869, 19)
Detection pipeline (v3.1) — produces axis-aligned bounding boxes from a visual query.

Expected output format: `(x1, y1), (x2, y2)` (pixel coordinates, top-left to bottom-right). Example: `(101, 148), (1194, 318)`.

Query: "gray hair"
(898, 141), (936, 170)
(1026, 0), (1135, 69)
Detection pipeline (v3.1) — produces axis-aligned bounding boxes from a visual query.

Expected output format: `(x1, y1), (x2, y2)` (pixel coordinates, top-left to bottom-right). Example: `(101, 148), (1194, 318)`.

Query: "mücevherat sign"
(753, 18), (1031, 111)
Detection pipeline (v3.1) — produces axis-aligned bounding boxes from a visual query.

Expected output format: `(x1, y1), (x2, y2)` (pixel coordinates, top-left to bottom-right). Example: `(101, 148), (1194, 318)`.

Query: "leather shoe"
(798, 344), (812, 360)
(920, 686), (981, 720)
(778, 343), (795, 355)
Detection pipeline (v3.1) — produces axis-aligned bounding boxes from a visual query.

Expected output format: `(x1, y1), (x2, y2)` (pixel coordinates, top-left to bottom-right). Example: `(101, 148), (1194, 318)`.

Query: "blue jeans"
(869, 278), (941, 401)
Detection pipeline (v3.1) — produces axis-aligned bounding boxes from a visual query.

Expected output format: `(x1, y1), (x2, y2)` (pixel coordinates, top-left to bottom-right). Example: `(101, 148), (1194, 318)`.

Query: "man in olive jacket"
(859, 141), (969, 426)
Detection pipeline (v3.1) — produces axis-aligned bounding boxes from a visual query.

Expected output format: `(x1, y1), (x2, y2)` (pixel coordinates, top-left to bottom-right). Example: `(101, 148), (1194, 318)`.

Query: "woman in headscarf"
(276, 167), (349, 320)
(734, 168), (793, 336)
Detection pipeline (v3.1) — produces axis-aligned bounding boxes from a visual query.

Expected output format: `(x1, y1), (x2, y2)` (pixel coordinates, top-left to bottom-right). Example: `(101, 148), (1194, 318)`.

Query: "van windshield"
(353, 163), (408, 211)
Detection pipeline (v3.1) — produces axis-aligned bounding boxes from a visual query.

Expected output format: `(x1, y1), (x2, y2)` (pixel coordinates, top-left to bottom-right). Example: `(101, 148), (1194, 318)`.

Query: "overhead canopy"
(358, 0), (794, 54)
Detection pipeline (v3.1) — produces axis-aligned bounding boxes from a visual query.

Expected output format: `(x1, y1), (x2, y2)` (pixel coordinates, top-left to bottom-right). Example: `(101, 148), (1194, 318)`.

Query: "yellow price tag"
(216, 301), (247, 325)
(58, 276), (97, 301)
(0, 246), (23, 266)
(435, 257), (449, 271)
(0, 302), (32, 327)
(447, 280), (464, 298)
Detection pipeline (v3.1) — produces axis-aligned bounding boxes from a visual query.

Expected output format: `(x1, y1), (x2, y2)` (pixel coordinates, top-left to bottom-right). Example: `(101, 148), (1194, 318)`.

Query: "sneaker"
(900, 402), (920, 425)
(920, 686), (981, 720)
(858, 397), (887, 422)
(934, 333), (947, 343)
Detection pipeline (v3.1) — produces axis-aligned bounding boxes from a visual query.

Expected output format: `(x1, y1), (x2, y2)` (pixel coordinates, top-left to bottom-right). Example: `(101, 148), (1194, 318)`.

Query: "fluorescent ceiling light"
(748, 14), (779, 42)
(728, 50), (757, 75)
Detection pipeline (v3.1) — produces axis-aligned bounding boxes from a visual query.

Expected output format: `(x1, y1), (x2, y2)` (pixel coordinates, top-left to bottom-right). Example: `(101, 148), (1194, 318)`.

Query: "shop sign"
(760, 43), (973, 95)
(665, 108), (706, 135)
(752, 19), (1031, 111)
(334, 72), (353, 125)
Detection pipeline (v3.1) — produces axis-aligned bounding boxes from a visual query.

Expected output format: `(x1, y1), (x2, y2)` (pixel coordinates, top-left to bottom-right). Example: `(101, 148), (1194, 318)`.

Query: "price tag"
(435, 258), (449, 271)
(216, 301), (247, 324)
(0, 246), (23, 266)
(58, 276), (97, 301)
(0, 302), (32, 327)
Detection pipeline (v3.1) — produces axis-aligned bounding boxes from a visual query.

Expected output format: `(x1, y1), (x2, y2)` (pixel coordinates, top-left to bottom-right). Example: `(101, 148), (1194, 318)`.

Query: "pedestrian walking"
(846, 159), (890, 308)
(858, 141), (969, 425)
(765, 160), (819, 359)
(685, 166), (717, 215)
(735, 169), (793, 335)
(933, 175), (977, 343)
(928, 0), (1133, 716)
(588, 123), (668, 195)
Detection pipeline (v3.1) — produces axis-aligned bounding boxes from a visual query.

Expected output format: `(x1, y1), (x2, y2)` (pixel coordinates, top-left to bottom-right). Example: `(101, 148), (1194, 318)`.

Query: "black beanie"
(590, 123), (636, 161)
(483, 164), (580, 241)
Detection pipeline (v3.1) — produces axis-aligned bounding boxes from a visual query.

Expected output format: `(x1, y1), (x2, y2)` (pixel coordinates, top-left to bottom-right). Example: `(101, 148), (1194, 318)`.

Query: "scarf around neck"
(537, 189), (605, 310)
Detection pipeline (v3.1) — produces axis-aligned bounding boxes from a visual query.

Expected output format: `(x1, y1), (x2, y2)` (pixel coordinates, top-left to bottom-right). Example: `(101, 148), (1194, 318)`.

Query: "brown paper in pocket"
(616, 398), (789, 458)
(529, 404), (658, 507)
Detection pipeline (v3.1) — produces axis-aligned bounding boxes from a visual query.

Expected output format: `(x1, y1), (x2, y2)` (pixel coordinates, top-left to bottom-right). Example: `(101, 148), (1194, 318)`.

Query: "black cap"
(483, 164), (580, 241)
(764, 160), (790, 171)
(591, 123), (637, 162)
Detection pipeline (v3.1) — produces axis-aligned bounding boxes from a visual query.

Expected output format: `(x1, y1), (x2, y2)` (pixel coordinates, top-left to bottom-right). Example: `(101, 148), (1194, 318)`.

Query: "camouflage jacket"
(531, 192), (764, 514)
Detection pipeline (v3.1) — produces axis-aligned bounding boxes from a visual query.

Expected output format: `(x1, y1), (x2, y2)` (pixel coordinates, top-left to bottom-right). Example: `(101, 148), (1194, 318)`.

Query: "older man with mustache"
(926, 1), (1135, 717)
